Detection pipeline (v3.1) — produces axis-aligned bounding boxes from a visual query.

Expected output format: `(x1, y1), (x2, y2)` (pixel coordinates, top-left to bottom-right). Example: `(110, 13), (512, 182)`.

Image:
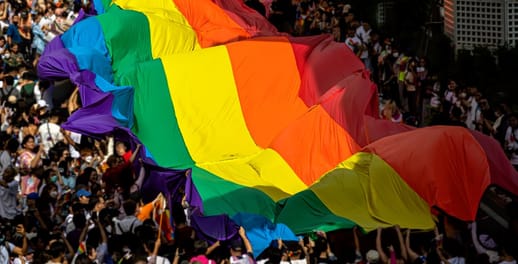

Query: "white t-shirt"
(38, 122), (64, 153)
(1, 242), (16, 264)
(442, 257), (465, 264)
(230, 254), (254, 264)
(147, 256), (171, 264)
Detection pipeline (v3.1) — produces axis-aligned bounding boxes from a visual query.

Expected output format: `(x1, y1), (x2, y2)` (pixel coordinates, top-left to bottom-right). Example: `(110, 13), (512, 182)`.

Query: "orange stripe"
(270, 105), (361, 185)
(226, 36), (360, 185)
(226, 36), (307, 148)
(172, 0), (251, 47)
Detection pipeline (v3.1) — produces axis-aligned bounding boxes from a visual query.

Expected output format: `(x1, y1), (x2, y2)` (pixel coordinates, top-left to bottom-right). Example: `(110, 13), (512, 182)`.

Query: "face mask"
(392, 52), (399, 57)
(12, 21), (18, 26)
(50, 175), (58, 183)
(0, 234), (5, 243)
(85, 156), (93, 163)
(50, 191), (58, 198)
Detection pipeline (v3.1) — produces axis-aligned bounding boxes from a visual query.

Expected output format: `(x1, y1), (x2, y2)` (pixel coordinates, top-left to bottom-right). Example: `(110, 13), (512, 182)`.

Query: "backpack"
(20, 83), (36, 106)
(111, 219), (140, 253)
(0, 86), (15, 104)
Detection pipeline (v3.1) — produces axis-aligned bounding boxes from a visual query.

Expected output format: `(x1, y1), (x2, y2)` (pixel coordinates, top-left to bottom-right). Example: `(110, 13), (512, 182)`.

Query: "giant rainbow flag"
(38, 0), (518, 242)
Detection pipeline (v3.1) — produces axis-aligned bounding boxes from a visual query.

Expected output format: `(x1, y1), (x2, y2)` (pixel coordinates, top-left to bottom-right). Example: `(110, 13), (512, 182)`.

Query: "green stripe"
(96, 6), (152, 84)
(192, 166), (277, 221)
(97, 7), (193, 167)
(275, 190), (355, 234)
(100, 0), (111, 11)
(119, 59), (193, 168)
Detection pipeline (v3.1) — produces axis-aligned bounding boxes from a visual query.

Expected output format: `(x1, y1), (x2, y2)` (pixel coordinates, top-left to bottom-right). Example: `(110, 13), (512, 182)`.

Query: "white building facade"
(443, 0), (518, 50)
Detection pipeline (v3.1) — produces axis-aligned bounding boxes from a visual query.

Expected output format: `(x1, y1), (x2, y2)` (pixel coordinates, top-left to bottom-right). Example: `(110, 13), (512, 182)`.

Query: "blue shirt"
(6, 24), (21, 44)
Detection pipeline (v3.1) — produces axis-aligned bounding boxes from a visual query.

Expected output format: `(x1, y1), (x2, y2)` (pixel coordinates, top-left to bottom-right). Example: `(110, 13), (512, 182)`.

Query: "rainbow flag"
(38, 0), (518, 236)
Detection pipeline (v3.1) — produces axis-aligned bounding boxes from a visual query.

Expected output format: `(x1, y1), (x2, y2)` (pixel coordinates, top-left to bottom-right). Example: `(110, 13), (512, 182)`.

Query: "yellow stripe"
(162, 46), (307, 200)
(198, 149), (307, 201)
(311, 152), (434, 232)
(162, 46), (257, 162)
(113, 0), (200, 58)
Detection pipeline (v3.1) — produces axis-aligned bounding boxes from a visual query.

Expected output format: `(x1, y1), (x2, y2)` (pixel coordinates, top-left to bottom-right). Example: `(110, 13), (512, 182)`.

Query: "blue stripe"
(94, 75), (134, 128)
(61, 17), (112, 82)
(93, 0), (106, 14)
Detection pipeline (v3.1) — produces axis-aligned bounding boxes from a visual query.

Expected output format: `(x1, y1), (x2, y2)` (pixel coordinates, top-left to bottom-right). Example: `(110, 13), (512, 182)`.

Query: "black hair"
(122, 200), (137, 216)
(48, 241), (66, 259)
(73, 212), (86, 229)
(74, 253), (94, 264)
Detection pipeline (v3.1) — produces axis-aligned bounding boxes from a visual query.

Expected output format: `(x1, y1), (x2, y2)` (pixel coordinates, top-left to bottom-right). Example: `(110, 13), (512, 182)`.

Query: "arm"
(61, 231), (75, 256)
(405, 230), (419, 262)
(12, 225), (28, 256)
(239, 226), (253, 254)
(172, 248), (181, 264)
(395, 225), (407, 261)
(131, 159), (145, 192)
(53, 162), (64, 187)
(353, 226), (361, 253)
(376, 227), (388, 263)
(206, 240), (220, 255)
(97, 219), (108, 243)
(30, 147), (44, 168)
(128, 144), (141, 163)
(79, 221), (90, 243)
(61, 130), (79, 151)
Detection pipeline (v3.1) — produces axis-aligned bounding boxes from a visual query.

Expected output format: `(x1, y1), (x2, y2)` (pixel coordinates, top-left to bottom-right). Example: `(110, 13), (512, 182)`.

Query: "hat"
(366, 250), (380, 263)
(76, 189), (91, 198)
(37, 99), (48, 108)
(230, 240), (242, 251)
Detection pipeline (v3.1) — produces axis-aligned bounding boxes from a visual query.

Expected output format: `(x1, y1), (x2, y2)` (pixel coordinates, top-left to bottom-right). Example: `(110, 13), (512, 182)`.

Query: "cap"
(230, 240), (242, 251)
(76, 189), (91, 198)
(37, 99), (48, 108)
(366, 250), (380, 263)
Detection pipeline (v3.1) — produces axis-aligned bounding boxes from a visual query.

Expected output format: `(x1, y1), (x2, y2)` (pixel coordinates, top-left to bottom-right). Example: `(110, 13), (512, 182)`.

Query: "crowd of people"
(0, 0), (516, 263)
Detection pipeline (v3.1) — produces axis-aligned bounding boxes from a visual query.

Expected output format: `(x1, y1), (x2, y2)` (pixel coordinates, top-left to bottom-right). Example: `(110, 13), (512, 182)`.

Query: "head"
(193, 240), (208, 256)
(21, 135), (36, 151)
(11, 15), (19, 26)
(448, 80), (457, 91)
(4, 138), (19, 154)
(366, 250), (380, 263)
(122, 199), (137, 216)
(230, 240), (243, 257)
(115, 141), (128, 156)
(3, 75), (14, 86)
(9, 43), (18, 53)
(48, 240), (66, 261)
(2, 166), (17, 183)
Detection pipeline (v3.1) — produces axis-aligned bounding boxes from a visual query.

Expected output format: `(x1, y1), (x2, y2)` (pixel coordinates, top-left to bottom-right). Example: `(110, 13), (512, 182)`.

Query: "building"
(443, 0), (518, 51)
(376, 1), (395, 29)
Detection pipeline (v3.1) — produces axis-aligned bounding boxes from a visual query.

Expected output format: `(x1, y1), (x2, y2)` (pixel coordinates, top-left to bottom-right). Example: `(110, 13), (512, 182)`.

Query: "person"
(38, 109), (65, 154)
(0, 167), (19, 220)
(6, 15), (22, 47)
(18, 135), (44, 195)
(229, 227), (255, 264)
(376, 226), (406, 264)
(0, 138), (19, 177)
(505, 113), (518, 171)
(113, 199), (142, 235)
(0, 224), (28, 264)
